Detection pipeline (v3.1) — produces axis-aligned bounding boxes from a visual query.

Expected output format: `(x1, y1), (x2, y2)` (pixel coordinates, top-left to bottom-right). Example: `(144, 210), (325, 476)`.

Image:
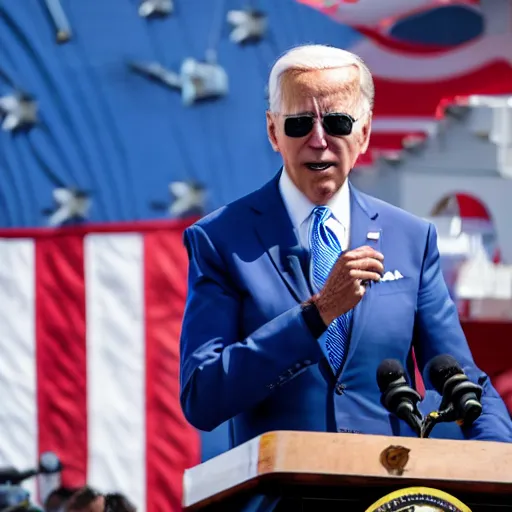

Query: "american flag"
(0, 220), (200, 511)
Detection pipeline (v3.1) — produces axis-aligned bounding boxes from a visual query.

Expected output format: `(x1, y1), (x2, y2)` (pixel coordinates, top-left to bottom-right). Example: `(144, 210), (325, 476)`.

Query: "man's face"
(266, 66), (371, 205)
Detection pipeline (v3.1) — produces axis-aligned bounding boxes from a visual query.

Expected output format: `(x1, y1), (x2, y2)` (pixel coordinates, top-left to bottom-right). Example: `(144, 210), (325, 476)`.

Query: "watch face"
(365, 487), (472, 512)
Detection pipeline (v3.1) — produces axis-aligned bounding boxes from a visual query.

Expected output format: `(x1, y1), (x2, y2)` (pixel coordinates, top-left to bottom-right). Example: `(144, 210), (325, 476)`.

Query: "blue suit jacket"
(179, 171), (512, 448)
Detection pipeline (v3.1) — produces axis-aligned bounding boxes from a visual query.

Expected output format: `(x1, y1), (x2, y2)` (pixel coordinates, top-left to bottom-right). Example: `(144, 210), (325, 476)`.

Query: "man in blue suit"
(179, 44), (512, 451)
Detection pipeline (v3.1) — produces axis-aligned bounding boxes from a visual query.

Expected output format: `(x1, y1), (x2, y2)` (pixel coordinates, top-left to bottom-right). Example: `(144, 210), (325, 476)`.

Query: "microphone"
(428, 354), (483, 427)
(377, 359), (423, 437)
(0, 467), (38, 485)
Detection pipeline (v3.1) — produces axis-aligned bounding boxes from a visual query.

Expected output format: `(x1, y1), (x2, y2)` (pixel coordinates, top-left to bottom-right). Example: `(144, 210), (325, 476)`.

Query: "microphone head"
(377, 359), (405, 393)
(429, 354), (463, 393)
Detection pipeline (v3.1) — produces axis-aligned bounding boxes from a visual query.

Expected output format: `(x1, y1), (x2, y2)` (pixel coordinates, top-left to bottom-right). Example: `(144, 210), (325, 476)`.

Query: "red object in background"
(412, 321), (512, 415)
(413, 321), (512, 416)
(462, 321), (512, 414)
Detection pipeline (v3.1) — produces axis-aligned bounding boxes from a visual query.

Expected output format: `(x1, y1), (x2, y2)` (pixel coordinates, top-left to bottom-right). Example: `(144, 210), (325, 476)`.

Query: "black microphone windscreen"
(377, 359), (405, 392)
(429, 354), (463, 392)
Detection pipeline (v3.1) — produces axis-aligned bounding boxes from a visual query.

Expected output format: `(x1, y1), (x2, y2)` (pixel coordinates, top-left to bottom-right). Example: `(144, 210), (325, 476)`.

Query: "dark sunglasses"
(284, 112), (358, 138)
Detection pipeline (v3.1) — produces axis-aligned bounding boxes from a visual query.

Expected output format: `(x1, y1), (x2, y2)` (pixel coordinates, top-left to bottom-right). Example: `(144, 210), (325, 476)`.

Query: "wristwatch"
(301, 301), (328, 338)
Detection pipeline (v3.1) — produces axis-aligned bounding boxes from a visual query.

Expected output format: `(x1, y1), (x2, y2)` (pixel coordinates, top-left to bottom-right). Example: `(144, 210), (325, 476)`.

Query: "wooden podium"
(183, 431), (512, 511)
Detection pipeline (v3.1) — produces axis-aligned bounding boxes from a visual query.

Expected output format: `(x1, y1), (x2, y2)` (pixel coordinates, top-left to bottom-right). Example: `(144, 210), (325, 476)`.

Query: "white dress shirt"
(279, 167), (351, 254)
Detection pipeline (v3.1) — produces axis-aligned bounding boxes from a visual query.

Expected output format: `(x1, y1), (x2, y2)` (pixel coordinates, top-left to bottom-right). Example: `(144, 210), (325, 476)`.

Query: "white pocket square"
(381, 270), (404, 282)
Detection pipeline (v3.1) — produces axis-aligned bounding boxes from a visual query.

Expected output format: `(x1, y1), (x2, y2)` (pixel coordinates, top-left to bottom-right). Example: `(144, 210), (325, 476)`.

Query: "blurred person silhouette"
(44, 486), (79, 512)
(103, 493), (136, 512)
(64, 487), (104, 512)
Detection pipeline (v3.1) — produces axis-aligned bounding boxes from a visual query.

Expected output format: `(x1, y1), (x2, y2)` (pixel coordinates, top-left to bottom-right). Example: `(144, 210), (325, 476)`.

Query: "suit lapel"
(248, 174), (382, 373)
(342, 183), (382, 371)
(250, 171), (311, 303)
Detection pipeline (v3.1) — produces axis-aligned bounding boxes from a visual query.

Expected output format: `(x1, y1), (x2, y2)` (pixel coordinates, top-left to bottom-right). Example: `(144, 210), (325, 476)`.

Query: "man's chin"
(309, 182), (340, 205)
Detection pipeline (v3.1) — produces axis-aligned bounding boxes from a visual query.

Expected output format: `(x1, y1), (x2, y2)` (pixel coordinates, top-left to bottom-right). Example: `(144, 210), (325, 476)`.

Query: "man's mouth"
(305, 162), (335, 171)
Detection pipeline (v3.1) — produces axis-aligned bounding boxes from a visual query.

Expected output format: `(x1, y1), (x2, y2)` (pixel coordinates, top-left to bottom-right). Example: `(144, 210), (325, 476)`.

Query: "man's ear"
(359, 113), (372, 154)
(266, 111), (279, 152)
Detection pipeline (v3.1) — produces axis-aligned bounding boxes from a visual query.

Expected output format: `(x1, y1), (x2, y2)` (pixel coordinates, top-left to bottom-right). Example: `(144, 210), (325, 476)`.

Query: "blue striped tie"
(310, 206), (352, 373)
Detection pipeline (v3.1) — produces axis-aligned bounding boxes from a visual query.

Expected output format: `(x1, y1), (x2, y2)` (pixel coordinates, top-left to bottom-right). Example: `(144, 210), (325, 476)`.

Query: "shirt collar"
(279, 166), (350, 230)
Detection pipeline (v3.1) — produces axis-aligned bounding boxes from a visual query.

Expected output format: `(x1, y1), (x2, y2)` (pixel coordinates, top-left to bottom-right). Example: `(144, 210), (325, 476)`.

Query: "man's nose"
(308, 119), (328, 149)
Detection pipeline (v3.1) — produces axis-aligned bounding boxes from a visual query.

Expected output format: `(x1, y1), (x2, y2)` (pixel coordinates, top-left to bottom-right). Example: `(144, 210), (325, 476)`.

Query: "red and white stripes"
(0, 221), (200, 511)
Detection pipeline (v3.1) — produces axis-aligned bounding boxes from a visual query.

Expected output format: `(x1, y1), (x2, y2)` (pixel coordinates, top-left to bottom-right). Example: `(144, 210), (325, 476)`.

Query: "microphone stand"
(420, 411), (439, 439)
(420, 377), (483, 438)
(420, 404), (463, 439)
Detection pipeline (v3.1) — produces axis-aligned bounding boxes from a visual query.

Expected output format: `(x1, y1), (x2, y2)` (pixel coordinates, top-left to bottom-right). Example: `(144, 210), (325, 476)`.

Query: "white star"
(129, 57), (228, 105)
(168, 181), (206, 218)
(227, 9), (267, 44)
(47, 188), (91, 226)
(0, 93), (38, 132)
(180, 58), (228, 106)
(139, 0), (173, 18)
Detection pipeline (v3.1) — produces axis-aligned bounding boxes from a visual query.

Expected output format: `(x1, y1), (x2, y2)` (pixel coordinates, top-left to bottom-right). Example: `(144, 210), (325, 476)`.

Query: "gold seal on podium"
(365, 486), (472, 512)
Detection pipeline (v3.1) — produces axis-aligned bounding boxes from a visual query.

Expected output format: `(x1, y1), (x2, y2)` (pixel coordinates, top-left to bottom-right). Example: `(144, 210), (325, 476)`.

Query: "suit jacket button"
(335, 383), (346, 395)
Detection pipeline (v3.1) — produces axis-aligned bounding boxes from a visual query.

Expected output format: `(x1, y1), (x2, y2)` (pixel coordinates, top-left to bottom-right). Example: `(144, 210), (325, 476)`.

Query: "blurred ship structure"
(352, 92), (512, 320)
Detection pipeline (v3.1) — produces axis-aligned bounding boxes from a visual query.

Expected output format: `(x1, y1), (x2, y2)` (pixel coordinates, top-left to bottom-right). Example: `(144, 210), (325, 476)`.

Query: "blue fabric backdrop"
(0, 0), (362, 227)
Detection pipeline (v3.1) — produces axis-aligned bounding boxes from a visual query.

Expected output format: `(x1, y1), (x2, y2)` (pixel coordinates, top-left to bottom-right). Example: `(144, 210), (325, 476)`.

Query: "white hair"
(267, 44), (375, 115)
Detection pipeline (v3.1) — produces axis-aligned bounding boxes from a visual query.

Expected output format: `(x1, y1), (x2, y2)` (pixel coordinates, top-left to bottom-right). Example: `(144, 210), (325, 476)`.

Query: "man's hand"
(314, 246), (384, 325)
